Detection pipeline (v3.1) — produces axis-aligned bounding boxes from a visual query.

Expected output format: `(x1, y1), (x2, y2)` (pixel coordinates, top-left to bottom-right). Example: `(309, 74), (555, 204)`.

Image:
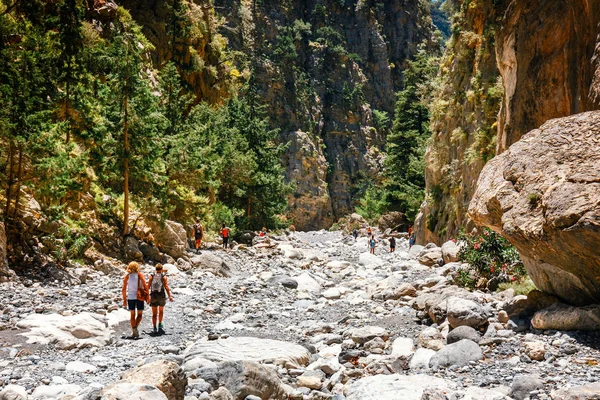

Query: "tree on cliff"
(358, 47), (439, 222)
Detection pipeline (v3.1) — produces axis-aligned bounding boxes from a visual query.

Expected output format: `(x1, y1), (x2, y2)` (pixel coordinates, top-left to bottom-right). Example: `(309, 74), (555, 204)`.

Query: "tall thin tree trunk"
(12, 145), (23, 220)
(247, 195), (251, 219)
(65, 78), (71, 143)
(123, 82), (130, 236)
(4, 140), (14, 219)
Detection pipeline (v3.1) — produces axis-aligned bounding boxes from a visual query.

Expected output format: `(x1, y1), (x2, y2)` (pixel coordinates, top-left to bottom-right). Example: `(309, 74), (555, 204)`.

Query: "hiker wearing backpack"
(389, 236), (396, 253)
(122, 261), (148, 338)
(221, 223), (230, 249)
(352, 229), (358, 241)
(147, 263), (174, 335)
(368, 235), (376, 254)
(192, 219), (204, 252)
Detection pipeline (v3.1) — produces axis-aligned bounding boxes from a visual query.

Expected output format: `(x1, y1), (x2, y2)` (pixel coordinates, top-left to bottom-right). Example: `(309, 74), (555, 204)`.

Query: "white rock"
(322, 288), (342, 300)
(346, 374), (453, 400)
(295, 273), (321, 292)
(173, 287), (196, 296)
(31, 384), (82, 399)
(409, 348), (436, 370)
(100, 382), (168, 400)
(66, 361), (97, 373)
(0, 384), (27, 400)
(17, 312), (112, 349)
(358, 253), (384, 268)
(106, 308), (130, 328)
(184, 337), (310, 368)
(391, 337), (415, 357)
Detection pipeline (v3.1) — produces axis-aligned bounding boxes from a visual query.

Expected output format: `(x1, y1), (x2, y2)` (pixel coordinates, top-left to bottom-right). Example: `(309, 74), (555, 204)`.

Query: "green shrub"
(497, 277), (536, 295)
(455, 228), (526, 287)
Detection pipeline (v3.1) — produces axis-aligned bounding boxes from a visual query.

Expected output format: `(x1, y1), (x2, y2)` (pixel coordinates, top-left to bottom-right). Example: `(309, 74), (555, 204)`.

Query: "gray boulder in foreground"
(469, 111), (600, 306)
(429, 339), (483, 368)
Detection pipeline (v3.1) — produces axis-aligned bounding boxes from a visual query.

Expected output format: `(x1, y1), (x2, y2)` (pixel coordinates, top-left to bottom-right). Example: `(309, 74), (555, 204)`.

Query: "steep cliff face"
(416, 0), (503, 244)
(118, 0), (437, 230)
(419, 0), (600, 244)
(212, 0), (437, 229)
(495, 0), (600, 152)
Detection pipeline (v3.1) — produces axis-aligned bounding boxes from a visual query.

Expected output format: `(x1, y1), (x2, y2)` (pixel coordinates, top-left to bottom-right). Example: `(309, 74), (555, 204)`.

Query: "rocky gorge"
(2, 229), (600, 400)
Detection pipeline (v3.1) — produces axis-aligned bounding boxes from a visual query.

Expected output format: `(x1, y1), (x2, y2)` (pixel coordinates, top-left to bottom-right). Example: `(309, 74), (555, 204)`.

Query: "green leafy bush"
(455, 228), (526, 288)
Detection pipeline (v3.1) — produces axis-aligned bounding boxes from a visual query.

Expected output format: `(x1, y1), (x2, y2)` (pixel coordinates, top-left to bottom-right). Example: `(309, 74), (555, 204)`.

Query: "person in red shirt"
(221, 223), (230, 249)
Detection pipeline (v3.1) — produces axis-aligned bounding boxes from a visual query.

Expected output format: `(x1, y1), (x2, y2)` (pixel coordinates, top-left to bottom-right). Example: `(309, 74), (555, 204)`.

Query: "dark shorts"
(127, 299), (144, 311)
(223, 237), (229, 246)
(150, 295), (167, 307)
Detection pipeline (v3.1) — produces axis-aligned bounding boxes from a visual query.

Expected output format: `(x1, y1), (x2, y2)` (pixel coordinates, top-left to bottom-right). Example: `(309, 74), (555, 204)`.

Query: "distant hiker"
(122, 261), (148, 338)
(259, 227), (267, 237)
(147, 263), (173, 335)
(408, 226), (413, 236)
(221, 223), (230, 249)
(369, 235), (376, 254)
(352, 229), (358, 240)
(367, 227), (372, 236)
(192, 219), (204, 252)
(389, 236), (396, 253)
(409, 233), (416, 249)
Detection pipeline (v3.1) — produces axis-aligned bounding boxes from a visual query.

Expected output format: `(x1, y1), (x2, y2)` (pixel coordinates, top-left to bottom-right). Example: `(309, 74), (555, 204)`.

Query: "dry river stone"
(189, 252), (231, 277)
(550, 382), (600, 400)
(429, 339), (483, 368)
(350, 326), (388, 344)
(447, 326), (481, 344)
(120, 360), (186, 400)
(531, 302), (600, 331)
(0, 385), (27, 400)
(184, 337), (310, 368)
(446, 296), (488, 329)
(510, 374), (544, 400)
(16, 312), (112, 349)
(100, 382), (168, 400)
(346, 374), (453, 400)
(196, 361), (287, 400)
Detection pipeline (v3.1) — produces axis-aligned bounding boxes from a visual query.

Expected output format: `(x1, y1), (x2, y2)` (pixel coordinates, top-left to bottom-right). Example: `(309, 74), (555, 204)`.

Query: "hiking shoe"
(158, 326), (165, 335)
(132, 327), (139, 338)
(153, 327), (158, 334)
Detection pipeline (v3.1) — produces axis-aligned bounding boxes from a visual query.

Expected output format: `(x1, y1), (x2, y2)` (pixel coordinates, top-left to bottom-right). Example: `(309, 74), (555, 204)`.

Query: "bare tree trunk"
(65, 78), (71, 143)
(123, 77), (130, 236)
(247, 195), (251, 219)
(4, 140), (14, 220)
(12, 145), (23, 220)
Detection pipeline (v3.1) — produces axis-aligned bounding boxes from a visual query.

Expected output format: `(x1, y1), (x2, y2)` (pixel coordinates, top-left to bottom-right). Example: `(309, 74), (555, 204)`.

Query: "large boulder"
(189, 252), (231, 277)
(197, 361), (287, 400)
(377, 212), (408, 232)
(441, 240), (460, 263)
(0, 222), (14, 282)
(550, 383), (600, 400)
(16, 312), (112, 349)
(120, 360), (187, 400)
(446, 296), (489, 329)
(429, 339), (483, 368)
(346, 374), (453, 400)
(149, 220), (188, 260)
(100, 382), (168, 400)
(532, 303), (600, 331)
(469, 111), (600, 306)
(417, 245), (443, 267)
(510, 374), (544, 400)
(0, 385), (27, 400)
(31, 384), (82, 399)
(183, 337), (310, 370)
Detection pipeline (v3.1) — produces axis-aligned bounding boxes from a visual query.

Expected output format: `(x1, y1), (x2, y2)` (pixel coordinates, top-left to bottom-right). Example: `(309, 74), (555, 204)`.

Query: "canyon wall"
(418, 0), (600, 244)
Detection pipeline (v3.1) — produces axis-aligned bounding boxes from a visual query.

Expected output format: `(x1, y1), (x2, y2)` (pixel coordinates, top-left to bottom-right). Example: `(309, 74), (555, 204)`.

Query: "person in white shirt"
(121, 262), (148, 338)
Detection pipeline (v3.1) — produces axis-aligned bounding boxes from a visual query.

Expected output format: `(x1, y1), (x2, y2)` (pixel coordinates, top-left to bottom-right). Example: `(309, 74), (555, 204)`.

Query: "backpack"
(370, 239), (375, 247)
(194, 224), (203, 238)
(151, 273), (166, 297)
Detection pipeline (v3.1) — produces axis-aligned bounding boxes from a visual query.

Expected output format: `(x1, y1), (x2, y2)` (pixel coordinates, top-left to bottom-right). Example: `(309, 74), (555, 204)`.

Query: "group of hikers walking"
(122, 261), (173, 338)
(192, 219), (231, 251)
(352, 226), (416, 254)
(122, 219), (233, 338)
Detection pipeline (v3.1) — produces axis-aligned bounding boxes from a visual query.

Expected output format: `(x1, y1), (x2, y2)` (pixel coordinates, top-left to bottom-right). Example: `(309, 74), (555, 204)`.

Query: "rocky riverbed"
(1, 230), (600, 400)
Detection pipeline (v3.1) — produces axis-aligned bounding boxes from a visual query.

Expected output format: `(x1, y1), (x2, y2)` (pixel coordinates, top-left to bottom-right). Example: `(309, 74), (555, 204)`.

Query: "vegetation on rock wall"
(419, 0), (504, 243)
(0, 0), (288, 270)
